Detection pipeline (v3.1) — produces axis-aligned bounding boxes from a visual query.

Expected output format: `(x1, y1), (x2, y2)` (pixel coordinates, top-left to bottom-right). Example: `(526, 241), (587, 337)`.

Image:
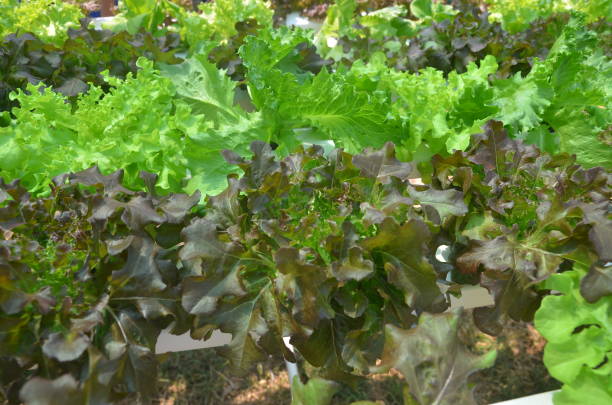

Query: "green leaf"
(315, 0), (357, 59)
(410, 0), (433, 19)
(359, 6), (415, 40)
(291, 377), (340, 405)
(279, 69), (405, 153)
(535, 269), (612, 389)
(159, 53), (241, 122)
(553, 366), (612, 405)
(492, 73), (552, 131)
(167, 0), (273, 45)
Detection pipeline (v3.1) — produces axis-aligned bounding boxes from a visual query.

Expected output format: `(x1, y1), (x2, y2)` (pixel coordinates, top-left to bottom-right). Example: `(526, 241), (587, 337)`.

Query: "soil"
(152, 315), (560, 404)
(469, 319), (561, 404)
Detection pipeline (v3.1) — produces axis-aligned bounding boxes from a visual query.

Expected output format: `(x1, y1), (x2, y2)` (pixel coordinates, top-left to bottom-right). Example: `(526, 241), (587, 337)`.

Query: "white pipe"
(283, 336), (300, 390)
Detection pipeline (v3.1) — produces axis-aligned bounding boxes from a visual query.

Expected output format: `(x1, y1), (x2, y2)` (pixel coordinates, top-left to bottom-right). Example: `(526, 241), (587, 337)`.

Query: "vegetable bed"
(0, 1), (610, 405)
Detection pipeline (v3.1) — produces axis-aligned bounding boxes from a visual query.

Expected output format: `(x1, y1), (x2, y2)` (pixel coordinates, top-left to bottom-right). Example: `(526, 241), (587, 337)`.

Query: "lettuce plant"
(485, 0), (612, 33)
(311, 0), (560, 76)
(535, 265), (611, 404)
(1, 126), (609, 403)
(0, 55), (264, 196)
(290, 311), (496, 405)
(112, 0), (273, 48)
(1, 9), (608, 199)
(0, 168), (199, 404)
(0, 0), (84, 46)
(431, 121), (610, 334)
(0, 26), (183, 112)
(178, 140), (452, 378)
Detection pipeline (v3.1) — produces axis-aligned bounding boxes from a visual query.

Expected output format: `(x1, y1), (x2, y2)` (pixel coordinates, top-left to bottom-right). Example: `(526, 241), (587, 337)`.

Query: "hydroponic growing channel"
(0, 1), (610, 405)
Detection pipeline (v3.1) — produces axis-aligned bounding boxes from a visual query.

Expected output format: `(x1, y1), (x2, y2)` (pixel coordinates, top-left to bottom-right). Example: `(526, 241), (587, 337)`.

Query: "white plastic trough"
(491, 390), (557, 405)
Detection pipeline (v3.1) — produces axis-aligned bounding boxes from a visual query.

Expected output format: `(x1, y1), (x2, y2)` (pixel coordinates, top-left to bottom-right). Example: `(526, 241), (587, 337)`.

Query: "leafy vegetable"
(236, 15), (610, 166)
(535, 265), (612, 404)
(312, 0), (560, 77)
(0, 54), (263, 196)
(376, 310), (496, 405)
(179, 140), (449, 378)
(1, 125), (609, 403)
(433, 121), (610, 334)
(113, 0), (274, 48)
(3, 10), (608, 198)
(292, 310), (497, 405)
(0, 0), (84, 46)
(0, 167), (198, 404)
(485, 0), (612, 33)
(0, 26), (183, 113)
(531, 14), (612, 167)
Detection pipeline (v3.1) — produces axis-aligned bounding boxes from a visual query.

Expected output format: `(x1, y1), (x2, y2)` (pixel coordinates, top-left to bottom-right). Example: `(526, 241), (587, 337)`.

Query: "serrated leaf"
(159, 53), (240, 122)
(493, 73), (552, 131)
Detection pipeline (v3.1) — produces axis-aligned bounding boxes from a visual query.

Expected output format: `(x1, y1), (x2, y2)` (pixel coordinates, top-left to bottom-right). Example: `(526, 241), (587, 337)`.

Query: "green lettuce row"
(0, 14), (609, 198)
(0, 56), (265, 196)
(485, 0), (612, 33)
(110, 0), (274, 47)
(243, 14), (611, 167)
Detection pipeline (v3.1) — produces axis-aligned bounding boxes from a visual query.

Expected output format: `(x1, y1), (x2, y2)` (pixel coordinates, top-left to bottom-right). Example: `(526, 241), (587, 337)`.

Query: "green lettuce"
(0, 56), (263, 196)
(0, 0), (84, 46)
(535, 266), (612, 404)
(486, 0), (612, 33)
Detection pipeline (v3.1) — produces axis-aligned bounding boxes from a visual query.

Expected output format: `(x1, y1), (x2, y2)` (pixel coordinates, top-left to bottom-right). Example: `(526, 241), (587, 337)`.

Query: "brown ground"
(469, 320), (561, 404)
(153, 318), (560, 405)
